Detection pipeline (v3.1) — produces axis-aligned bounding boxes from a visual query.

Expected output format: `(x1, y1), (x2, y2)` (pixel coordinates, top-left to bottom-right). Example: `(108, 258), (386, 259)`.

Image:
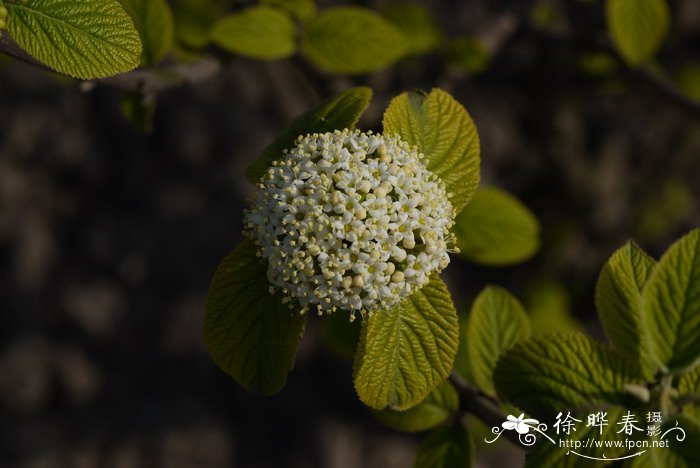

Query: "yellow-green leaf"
(353, 274), (459, 410)
(642, 228), (700, 373)
(453, 187), (540, 265)
(120, 0), (174, 66)
(246, 86), (372, 183)
(203, 240), (306, 395)
(493, 334), (643, 417)
(301, 6), (409, 74)
(468, 286), (531, 396)
(383, 88), (480, 212)
(372, 380), (459, 433)
(607, 0), (670, 66)
(596, 241), (657, 379)
(4, 0), (142, 79)
(210, 6), (296, 60)
(679, 367), (700, 419)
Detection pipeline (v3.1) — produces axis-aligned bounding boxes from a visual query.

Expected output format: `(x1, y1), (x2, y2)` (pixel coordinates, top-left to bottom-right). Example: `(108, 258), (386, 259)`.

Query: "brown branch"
(449, 374), (525, 449)
(80, 56), (222, 95)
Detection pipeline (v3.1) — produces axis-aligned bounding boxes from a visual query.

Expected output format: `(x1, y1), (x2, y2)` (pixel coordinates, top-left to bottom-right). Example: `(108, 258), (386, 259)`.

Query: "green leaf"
(4, 0), (142, 79)
(642, 228), (700, 373)
(203, 239), (306, 395)
(453, 187), (540, 265)
(607, 0), (670, 66)
(353, 274), (459, 410)
(246, 86), (372, 183)
(525, 281), (581, 335)
(320, 309), (361, 359)
(170, 0), (224, 50)
(210, 6), (296, 60)
(372, 380), (459, 433)
(445, 37), (491, 74)
(596, 241), (657, 379)
(415, 423), (474, 468)
(383, 4), (442, 55)
(301, 6), (409, 74)
(467, 286), (531, 396)
(679, 366), (700, 419)
(120, 0), (173, 66)
(121, 91), (156, 133)
(262, 0), (316, 22)
(383, 88), (481, 212)
(493, 333), (643, 417)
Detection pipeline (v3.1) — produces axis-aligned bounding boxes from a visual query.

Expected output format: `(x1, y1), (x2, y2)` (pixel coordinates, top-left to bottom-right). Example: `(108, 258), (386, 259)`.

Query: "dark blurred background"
(1, 0), (699, 467)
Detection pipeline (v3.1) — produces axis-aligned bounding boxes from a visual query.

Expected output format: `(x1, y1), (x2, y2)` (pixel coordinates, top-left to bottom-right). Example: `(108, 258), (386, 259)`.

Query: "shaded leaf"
(525, 281), (581, 335)
(415, 423), (474, 468)
(246, 86), (372, 183)
(262, 0), (316, 22)
(467, 286), (531, 395)
(453, 187), (540, 265)
(607, 0), (670, 65)
(120, 0), (174, 65)
(320, 309), (361, 359)
(203, 240), (306, 395)
(679, 366), (700, 420)
(121, 92), (156, 133)
(353, 274), (459, 410)
(4, 0), (141, 79)
(383, 88), (480, 212)
(372, 380), (459, 433)
(384, 4), (442, 55)
(301, 6), (408, 74)
(210, 6), (296, 60)
(642, 228), (700, 373)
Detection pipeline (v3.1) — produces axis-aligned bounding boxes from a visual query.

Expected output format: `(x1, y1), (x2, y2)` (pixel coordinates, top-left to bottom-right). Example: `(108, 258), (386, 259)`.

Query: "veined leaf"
(203, 240), (306, 395)
(383, 4), (442, 55)
(679, 367), (700, 420)
(607, 0), (670, 66)
(453, 187), (540, 265)
(210, 6), (296, 60)
(415, 423), (474, 468)
(120, 0), (174, 66)
(596, 241), (657, 379)
(4, 0), (141, 79)
(246, 87), (372, 183)
(383, 88), (480, 212)
(493, 334), (643, 417)
(372, 380), (459, 433)
(353, 274), (459, 410)
(301, 6), (409, 74)
(467, 286), (531, 396)
(642, 228), (700, 373)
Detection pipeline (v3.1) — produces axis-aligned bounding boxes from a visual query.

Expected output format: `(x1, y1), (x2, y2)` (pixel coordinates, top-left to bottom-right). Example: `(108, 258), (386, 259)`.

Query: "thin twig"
(449, 374), (525, 449)
(80, 56), (222, 94)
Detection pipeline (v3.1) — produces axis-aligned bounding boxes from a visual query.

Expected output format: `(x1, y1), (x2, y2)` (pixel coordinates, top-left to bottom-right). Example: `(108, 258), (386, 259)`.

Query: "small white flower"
(244, 129), (456, 319)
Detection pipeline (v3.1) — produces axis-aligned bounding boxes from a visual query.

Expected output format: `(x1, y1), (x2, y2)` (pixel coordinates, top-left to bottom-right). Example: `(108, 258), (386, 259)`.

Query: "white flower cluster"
(244, 129), (456, 320)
